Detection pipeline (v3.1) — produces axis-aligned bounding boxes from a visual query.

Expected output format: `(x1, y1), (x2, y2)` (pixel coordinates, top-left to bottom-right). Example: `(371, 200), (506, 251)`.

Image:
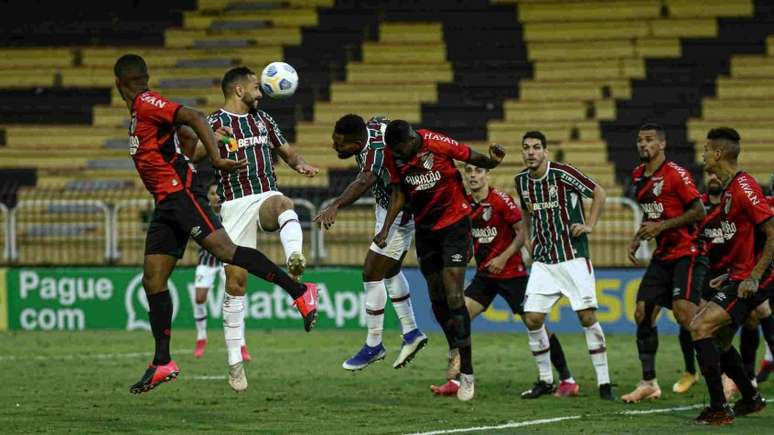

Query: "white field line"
(0, 348), (205, 362)
(405, 416), (581, 435)
(189, 375), (227, 380)
(407, 404), (708, 435)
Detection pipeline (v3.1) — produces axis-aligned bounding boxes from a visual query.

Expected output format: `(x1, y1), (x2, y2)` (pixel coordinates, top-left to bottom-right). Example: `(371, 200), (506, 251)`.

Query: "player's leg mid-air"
(315, 114), (426, 372)
(201, 66), (320, 392)
(114, 55), (318, 394)
(516, 131), (613, 400)
(431, 165), (575, 398)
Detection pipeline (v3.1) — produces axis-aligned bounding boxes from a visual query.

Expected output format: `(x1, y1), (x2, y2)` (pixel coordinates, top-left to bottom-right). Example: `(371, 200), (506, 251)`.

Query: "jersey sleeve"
(383, 148), (401, 184)
(137, 93), (182, 125)
(672, 168), (701, 205)
(495, 191), (522, 225)
(556, 163), (596, 198)
(360, 146), (385, 175)
(741, 183), (774, 226)
(207, 112), (222, 130)
(257, 110), (288, 148)
(423, 130), (471, 161)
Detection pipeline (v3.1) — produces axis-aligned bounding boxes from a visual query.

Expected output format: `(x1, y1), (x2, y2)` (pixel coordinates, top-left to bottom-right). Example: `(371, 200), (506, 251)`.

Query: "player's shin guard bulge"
(364, 281), (387, 347)
(223, 294), (245, 367)
(449, 307), (472, 375)
(584, 322), (611, 387)
(278, 209), (304, 278)
(528, 325), (553, 384)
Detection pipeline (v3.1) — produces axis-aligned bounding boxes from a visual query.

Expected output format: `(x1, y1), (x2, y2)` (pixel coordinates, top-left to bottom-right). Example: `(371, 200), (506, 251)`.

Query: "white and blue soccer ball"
(260, 62), (299, 99)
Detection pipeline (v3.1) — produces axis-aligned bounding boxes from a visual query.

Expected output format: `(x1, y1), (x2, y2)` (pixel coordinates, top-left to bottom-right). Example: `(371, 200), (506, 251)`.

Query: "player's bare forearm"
(750, 218), (774, 281)
(380, 186), (405, 235)
(662, 199), (705, 231)
(277, 142), (302, 167)
(191, 141), (208, 163)
(175, 107), (219, 162)
(588, 184), (606, 228)
(466, 150), (501, 169)
(333, 171), (377, 209)
(501, 221), (526, 259)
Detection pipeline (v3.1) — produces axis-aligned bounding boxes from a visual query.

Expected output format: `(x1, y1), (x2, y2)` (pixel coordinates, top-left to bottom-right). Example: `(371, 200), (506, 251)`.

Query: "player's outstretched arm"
(276, 142), (319, 177)
(466, 144), (506, 169)
(313, 171), (377, 229)
(741, 217), (774, 298)
(636, 198), (705, 241)
(175, 107), (245, 172)
(373, 185), (405, 248)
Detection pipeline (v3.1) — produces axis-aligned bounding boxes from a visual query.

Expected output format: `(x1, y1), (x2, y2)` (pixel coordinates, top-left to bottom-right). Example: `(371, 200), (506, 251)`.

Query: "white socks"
(278, 209), (303, 262)
(584, 322), (610, 385)
(385, 272), (417, 335)
(223, 294), (245, 365)
(240, 317), (246, 347)
(528, 325), (553, 383)
(766, 340), (773, 362)
(364, 281), (387, 347)
(194, 303), (207, 341)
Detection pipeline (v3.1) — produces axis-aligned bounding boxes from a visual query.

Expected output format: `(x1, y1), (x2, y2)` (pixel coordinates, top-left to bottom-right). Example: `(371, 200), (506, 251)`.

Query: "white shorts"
(523, 257), (598, 313)
(195, 265), (223, 289)
(220, 191), (283, 249)
(368, 205), (415, 261)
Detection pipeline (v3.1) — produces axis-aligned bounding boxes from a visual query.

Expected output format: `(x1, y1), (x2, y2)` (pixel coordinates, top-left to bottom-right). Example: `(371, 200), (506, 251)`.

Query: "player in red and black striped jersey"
(429, 164), (576, 398)
(623, 123), (708, 404)
(376, 120), (505, 401)
(690, 127), (772, 425)
(114, 55), (318, 395)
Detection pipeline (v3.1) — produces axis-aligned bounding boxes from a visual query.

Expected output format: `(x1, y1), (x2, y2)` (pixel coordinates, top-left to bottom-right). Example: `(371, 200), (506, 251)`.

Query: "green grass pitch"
(1, 330), (772, 434)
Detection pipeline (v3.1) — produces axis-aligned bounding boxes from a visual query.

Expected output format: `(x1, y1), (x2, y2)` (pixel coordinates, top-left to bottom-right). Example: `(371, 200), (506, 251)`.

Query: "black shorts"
(145, 189), (223, 258)
(701, 269), (728, 302)
(465, 274), (528, 315)
(415, 217), (473, 276)
(710, 272), (772, 326)
(637, 255), (709, 309)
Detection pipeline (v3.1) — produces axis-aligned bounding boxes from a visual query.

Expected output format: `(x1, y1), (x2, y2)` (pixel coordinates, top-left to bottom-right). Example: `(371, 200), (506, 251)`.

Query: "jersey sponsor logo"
(128, 113), (139, 155)
(405, 170), (441, 191)
(641, 202), (664, 219)
(738, 177), (761, 206)
(703, 227), (724, 244)
(472, 226), (497, 244)
(140, 94), (167, 109)
(652, 180), (664, 196)
(422, 131), (458, 145)
(559, 172), (587, 194)
(235, 135), (268, 150)
(548, 184), (558, 198)
(532, 200), (559, 211)
(450, 253), (464, 263)
(190, 226), (202, 238)
(724, 194), (732, 214)
(720, 220), (737, 240)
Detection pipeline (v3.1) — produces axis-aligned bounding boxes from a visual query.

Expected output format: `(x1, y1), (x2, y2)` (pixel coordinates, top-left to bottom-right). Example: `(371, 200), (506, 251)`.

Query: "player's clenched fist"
(489, 143), (505, 163)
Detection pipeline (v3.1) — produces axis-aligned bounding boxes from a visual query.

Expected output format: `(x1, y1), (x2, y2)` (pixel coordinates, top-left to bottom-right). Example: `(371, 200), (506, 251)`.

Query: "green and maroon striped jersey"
(354, 116), (393, 210)
(207, 109), (283, 201)
(515, 161), (597, 264)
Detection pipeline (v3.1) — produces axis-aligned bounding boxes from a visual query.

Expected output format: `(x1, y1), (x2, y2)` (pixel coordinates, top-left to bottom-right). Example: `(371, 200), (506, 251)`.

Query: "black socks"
(148, 290), (173, 366)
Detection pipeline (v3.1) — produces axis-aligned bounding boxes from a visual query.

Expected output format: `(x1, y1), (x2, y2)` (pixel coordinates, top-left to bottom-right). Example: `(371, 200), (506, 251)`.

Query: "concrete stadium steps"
(196, 0), (333, 10)
(501, 100), (616, 123)
(488, 120), (602, 142)
(345, 63), (453, 84)
(328, 83), (439, 104)
(533, 60), (645, 81)
(1, 126), (128, 147)
(164, 28), (302, 49)
(518, 80), (632, 101)
(524, 19), (718, 42)
(182, 9), (320, 29)
(80, 47), (283, 67)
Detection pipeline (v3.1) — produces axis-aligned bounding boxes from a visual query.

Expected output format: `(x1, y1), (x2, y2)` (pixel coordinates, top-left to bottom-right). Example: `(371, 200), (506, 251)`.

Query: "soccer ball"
(260, 62), (299, 99)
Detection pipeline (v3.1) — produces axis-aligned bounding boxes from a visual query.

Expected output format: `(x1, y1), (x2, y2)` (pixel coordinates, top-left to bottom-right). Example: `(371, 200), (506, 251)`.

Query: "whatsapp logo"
(124, 272), (179, 330)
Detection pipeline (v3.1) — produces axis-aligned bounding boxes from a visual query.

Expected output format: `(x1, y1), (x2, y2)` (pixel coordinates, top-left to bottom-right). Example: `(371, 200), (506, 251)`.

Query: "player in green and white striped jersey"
(514, 131), (614, 400)
(315, 114), (427, 371)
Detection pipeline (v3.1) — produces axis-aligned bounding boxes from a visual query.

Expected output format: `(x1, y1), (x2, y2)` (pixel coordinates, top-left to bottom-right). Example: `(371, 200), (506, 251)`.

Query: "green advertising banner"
(5, 267), (396, 331)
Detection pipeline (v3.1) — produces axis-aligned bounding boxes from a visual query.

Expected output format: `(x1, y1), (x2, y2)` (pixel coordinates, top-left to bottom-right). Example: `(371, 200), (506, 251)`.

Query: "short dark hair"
(522, 131), (547, 148)
(707, 127), (741, 161)
(334, 114), (367, 140)
(221, 66), (256, 96)
(114, 54), (148, 78)
(385, 120), (412, 149)
(639, 122), (666, 140)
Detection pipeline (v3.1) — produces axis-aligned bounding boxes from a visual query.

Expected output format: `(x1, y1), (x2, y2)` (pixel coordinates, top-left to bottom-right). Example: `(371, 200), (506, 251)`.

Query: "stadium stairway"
(600, 0), (774, 186)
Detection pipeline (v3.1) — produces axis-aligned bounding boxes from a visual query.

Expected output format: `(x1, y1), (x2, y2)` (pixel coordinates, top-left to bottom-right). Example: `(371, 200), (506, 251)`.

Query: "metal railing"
(0, 195), (646, 267)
